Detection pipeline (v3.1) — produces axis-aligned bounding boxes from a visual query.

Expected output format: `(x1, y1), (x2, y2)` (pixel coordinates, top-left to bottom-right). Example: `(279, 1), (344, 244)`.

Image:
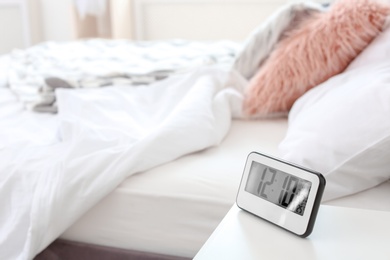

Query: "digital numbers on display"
(245, 161), (312, 216)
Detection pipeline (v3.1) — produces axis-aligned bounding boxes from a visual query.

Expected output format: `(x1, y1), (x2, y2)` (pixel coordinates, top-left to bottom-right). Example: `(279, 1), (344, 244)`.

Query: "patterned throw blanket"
(6, 39), (240, 113)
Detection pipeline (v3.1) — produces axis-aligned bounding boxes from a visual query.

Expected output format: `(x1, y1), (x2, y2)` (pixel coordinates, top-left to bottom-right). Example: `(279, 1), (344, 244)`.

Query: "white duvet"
(0, 67), (246, 259)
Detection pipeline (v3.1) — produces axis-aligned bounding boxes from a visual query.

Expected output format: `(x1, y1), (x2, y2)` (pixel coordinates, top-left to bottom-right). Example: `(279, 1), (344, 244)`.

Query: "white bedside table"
(194, 204), (390, 260)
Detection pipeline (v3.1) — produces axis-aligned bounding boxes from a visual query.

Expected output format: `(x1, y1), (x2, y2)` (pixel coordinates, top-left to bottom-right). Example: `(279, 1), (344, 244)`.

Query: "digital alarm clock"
(236, 152), (326, 237)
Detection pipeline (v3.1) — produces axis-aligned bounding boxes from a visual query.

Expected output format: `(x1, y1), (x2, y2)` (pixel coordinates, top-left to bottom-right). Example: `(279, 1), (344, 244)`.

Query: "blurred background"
(0, 0), (330, 55)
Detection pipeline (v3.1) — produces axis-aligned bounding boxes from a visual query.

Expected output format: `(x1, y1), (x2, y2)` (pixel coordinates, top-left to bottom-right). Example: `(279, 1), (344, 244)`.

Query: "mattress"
(59, 119), (288, 258)
(59, 118), (390, 259)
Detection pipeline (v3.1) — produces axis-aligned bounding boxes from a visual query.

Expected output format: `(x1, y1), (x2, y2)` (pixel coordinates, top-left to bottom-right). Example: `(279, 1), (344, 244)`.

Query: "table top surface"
(194, 204), (390, 260)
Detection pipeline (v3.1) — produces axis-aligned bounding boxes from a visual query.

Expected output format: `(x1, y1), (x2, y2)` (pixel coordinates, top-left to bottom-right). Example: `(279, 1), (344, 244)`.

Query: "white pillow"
(278, 63), (390, 202)
(346, 22), (390, 71)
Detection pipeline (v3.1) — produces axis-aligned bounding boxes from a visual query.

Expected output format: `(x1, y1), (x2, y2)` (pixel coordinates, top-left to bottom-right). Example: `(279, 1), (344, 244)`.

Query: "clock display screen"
(245, 161), (312, 216)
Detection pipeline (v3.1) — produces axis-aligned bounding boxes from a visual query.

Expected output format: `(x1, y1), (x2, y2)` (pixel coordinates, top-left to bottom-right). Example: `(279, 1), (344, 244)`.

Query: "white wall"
(133, 0), (287, 41)
(0, 0), (333, 54)
(0, 3), (25, 54)
(0, 0), (76, 54)
(36, 0), (76, 42)
(133, 0), (332, 41)
(0, 0), (32, 54)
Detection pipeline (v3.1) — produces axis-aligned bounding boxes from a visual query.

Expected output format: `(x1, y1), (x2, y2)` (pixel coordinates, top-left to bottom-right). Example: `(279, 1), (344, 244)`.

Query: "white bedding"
(1, 3), (390, 257)
(6, 39), (238, 113)
(0, 66), (248, 259)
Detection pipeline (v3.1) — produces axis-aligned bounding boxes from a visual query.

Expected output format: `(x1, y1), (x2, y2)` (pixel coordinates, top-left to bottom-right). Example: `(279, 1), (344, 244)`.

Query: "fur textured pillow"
(243, 0), (390, 117)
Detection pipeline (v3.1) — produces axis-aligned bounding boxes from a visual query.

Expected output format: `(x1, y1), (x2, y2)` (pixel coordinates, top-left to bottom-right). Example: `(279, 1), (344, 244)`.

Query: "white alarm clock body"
(236, 152), (326, 237)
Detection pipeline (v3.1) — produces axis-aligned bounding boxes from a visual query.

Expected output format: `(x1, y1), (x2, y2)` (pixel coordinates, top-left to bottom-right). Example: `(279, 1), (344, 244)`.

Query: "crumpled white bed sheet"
(0, 67), (246, 260)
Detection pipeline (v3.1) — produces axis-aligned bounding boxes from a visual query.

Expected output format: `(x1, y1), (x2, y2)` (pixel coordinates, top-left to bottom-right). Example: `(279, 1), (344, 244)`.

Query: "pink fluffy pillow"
(243, 0), (390, 117)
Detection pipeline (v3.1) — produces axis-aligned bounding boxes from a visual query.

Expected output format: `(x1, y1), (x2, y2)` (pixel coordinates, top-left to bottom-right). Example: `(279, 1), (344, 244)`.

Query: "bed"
(1, 1), (390, 260)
